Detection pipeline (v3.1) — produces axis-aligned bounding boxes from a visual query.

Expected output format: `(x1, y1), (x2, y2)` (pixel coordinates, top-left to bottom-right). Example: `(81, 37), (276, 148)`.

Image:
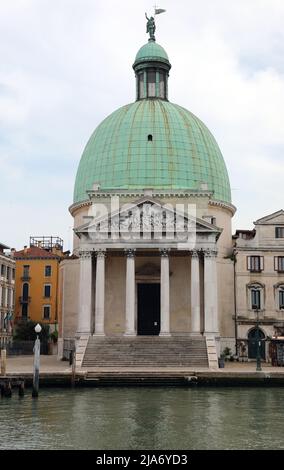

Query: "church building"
(59, 18), (237, 369)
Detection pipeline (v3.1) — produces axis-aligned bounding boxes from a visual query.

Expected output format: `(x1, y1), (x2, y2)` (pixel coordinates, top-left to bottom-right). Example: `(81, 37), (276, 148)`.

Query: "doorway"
(137, 283), (160, 335)
(248, 328), (266, 360)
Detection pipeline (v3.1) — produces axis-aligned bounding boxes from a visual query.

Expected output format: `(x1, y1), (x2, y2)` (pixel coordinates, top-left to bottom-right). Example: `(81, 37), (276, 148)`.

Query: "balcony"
(21, 275), (31, 281)
(19, 296), (31, 304)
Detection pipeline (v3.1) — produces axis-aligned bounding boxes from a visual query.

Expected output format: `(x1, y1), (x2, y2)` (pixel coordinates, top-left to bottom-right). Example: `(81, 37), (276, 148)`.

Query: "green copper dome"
(73, 99), (231, 204)
(134, 41), (170, 64)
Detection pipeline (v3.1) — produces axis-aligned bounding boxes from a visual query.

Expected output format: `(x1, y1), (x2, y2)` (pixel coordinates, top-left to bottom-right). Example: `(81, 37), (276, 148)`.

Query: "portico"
(75, 198), (221, 340)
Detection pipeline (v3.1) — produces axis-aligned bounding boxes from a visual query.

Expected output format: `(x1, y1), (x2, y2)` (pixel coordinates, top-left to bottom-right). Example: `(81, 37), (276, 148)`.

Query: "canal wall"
(2, 370), (284, 388)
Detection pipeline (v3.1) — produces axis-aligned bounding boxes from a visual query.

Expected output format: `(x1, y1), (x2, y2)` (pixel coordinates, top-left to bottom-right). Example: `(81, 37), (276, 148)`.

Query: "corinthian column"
(204, 248), (219, 335)
(124, 249), (136, 336)
(94, 249), (106, 336)
(77, 250), (93, 336)
(160, 248), (171, 336)
(191, 249), (201, 334)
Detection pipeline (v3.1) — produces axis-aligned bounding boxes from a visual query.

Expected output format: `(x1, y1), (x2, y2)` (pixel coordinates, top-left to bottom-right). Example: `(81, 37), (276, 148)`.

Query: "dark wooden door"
(137, 284), (160, 335)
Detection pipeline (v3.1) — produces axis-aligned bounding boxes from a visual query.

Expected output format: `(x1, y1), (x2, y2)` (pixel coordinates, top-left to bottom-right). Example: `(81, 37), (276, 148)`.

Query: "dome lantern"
(133, 15), (171, 101)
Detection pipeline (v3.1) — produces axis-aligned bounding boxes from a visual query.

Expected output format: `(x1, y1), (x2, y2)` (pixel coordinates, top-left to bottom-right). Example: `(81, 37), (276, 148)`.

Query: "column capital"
(204, 248), (218, 258)
(124, 248), (136, 258)
(95, 249), (106, 259)
(190, 249), (200, 259)
(79, 250), (93, 260)
(160, 248), (171, 258)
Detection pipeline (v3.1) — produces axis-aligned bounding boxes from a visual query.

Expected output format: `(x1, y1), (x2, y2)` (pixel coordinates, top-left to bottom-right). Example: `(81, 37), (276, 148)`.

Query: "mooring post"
(1, 349), (7, 376)
(32, 324), (42, 398)
(18, 381), (25, 397)
(4, 380), (12, 398)
(71, 348), (76, 387)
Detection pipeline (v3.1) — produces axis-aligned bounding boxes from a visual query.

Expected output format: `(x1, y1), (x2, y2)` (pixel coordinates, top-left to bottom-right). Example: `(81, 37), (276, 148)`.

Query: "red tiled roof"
(14, 246), (60, 259)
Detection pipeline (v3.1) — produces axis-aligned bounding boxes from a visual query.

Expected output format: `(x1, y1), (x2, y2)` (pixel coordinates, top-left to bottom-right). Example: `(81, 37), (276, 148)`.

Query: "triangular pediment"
(75, 198), (222, 241)
(254, 210), (284, 225)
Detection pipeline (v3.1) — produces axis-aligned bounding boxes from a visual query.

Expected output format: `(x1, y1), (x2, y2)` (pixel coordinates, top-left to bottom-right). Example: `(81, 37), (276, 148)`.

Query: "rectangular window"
(7, 289), (11, 308)
(159, 72), (165, 98)
(1, 264), (5, 277)
(279, 291), (284, 309)
(44, 285), (51, 298)
(43, 305), (51, 320)
(6, 266), (10, 281)
(45, 265), (52, 277)
(275, 257), (284, 272)
(1, 287), (4, 306)
(23, 265), (30, 278)
(138, 73), (144, 99)
(276, 227), (284, 238)
(147, 71), (156, 97)
(12, 269), (15, 280)
(247, 256), (263, 272)
(251, 290), (261, 309)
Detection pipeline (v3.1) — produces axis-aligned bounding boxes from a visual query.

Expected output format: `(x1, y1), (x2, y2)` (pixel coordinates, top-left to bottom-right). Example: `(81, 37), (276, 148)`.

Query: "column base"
(159, 332), (171, 337)
(93, 333), (105, 337)
(124, 332), (136, 337)
(190, 332), (202, 336)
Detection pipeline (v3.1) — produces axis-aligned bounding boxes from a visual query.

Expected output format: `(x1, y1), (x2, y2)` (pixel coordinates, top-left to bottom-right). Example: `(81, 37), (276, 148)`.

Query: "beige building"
(0, 243), (15, 344)
(234, 210), (284, 361)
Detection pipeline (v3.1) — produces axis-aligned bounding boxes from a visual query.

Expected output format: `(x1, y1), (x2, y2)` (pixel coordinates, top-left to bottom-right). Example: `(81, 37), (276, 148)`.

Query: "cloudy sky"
(1, 0), (283, 251)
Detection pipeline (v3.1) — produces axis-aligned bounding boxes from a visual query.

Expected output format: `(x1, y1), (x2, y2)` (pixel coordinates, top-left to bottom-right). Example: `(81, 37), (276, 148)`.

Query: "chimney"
(24, 246), (28, 254)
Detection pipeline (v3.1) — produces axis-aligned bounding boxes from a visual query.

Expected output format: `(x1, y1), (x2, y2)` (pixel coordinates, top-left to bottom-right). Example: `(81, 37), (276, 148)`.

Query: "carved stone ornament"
(160, 248), (171, 257)
(190, 249), (200, 259)
(79, 250), (93, 260)
(124, 249), (136, 258)
(95, 249), (106, 259)
(204, 248), (218, 258)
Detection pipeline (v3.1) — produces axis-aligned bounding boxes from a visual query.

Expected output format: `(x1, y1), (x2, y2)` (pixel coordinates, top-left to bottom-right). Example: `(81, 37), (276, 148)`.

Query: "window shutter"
(274, 257), (279, 271)
(247, 256), (252, 271)
(260, 257), (264, 271)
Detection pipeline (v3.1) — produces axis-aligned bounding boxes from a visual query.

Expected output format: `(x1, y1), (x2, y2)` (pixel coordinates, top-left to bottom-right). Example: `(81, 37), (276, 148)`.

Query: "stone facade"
(234, 210), (284, 361)
(0, 243), (15, 342)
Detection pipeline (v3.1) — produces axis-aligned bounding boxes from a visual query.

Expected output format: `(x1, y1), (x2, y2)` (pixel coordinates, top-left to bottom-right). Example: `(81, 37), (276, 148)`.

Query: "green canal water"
(0, 387), (284, 450)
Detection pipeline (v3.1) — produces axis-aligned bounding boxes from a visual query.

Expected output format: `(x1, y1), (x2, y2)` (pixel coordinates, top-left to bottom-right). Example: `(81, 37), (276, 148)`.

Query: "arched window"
(22, 283), (29, 301)
(248, 283), (263, 310)
(248, 328), (266, 360)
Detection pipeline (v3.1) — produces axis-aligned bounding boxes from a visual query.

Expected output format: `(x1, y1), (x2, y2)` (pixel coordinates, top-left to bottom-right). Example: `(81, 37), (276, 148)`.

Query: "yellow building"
(14, 237), (64, 329)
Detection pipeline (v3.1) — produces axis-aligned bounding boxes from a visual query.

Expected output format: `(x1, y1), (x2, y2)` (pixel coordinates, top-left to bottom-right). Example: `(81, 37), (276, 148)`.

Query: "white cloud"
(0, 0), (283, 247)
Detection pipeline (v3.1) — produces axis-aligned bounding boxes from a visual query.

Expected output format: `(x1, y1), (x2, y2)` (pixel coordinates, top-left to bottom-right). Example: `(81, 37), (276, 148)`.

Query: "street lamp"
(32, 323), (42, 397)
(255, 308), (262, 372)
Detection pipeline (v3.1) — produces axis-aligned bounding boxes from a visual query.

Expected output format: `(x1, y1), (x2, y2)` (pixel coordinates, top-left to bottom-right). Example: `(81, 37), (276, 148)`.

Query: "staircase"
(81, 335), (209, 369)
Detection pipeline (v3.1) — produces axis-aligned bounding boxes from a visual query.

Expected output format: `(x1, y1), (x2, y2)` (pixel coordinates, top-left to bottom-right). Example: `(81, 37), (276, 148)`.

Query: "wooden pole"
(71, 349), (76, 387)
(1, 349), (7, 376)
(32, 337), (40, 398)
(4, 380), (12, 398)
(18, 381), (25, 397)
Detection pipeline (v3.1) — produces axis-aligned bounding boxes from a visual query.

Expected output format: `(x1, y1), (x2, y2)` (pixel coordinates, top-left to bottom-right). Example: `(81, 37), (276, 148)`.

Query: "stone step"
(82, 335), (209, 369)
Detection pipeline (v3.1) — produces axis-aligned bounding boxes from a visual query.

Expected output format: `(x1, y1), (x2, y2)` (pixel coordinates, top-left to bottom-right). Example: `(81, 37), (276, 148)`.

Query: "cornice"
(70, 191), (236, 216)
(208, 199), (237, 216)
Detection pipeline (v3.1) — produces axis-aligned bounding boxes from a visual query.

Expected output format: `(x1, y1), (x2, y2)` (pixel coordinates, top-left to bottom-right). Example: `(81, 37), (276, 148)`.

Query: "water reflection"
(0, 387), (284, 450)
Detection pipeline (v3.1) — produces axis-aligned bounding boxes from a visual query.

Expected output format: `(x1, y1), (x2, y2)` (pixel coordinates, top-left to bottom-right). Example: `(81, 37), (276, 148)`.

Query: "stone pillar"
(160, 249), (171, 336)
(94, 249), (106, 336)
(191, 249), (201, 334)
(77, 250), (93, 336)
(204, 248), (219, 335)
(124, 249), (136, 336)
